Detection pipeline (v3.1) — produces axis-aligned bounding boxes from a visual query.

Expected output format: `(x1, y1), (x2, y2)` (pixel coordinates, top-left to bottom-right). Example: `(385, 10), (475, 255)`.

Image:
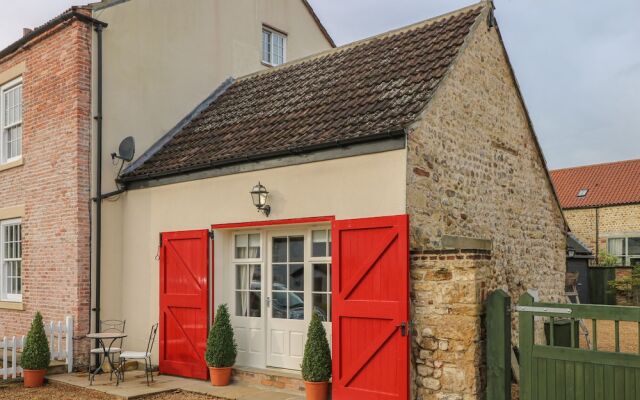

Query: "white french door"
(266, 231), (309, 369)
(229, 226), (332, 371)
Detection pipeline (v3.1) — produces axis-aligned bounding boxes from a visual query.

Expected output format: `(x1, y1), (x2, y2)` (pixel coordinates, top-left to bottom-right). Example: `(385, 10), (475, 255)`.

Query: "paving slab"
(49, 372), (305, 400)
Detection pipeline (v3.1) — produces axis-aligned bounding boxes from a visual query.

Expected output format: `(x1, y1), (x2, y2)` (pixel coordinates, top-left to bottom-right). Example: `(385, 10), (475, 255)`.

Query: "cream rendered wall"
(101, 149), (406, 360)
(93, 0), (333, 193)
(90, 0), (332, 351)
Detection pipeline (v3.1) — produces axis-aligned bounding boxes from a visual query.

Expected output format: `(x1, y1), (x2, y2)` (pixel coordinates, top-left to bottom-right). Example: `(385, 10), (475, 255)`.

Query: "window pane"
(272, 34), (285, 65)
(249, 265), (261, 290)
(248, 234), (260, 258)
(313, 264), (328, 292)
(273, 237), (287, 262)
(608, 238), (625, 256)
(236, 264), (248, 290)
(249, 292), (261, 317)
(272, 292), (287, 319)
(262, 30), (271, 63)
(312, 230), (327, 257)
(629, 238), (640, 256)
(289, 292), (304, 320)
(313, 293), (329, 322)
(235, 234), (248, 259)
(236, 291), (247, 317)
(272, 264), (287, 290)
(289, 264), (304, 291)
(289, 236), (304, 262)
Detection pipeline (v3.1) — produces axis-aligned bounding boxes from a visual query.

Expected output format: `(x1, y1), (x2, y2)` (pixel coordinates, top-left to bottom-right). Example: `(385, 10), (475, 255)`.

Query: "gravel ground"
(0, 381), (222, 400)
(0, 381), (115, 400)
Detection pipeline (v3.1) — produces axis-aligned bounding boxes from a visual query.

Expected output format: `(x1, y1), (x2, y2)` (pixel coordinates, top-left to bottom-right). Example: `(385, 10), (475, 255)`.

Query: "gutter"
(119, 129), (407, 184)
(0, 7), (107, 62)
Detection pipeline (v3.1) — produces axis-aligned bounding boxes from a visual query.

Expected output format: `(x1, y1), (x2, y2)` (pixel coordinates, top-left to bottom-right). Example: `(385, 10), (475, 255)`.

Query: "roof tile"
(122, 5), (483, 181)
(550, 159), (640, 209)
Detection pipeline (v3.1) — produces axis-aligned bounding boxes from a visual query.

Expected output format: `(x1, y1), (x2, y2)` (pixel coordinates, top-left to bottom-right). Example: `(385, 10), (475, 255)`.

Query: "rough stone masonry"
(406, 8), (566, 400)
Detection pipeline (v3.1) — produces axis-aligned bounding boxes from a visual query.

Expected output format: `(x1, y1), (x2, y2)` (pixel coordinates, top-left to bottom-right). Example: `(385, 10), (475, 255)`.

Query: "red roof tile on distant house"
(550, 159), (640, 209)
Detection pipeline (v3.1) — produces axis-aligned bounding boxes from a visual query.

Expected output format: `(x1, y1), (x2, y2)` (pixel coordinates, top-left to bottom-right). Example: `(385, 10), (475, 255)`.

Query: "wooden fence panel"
(518, 294), (640, 400)
(486, 290), (512, 400)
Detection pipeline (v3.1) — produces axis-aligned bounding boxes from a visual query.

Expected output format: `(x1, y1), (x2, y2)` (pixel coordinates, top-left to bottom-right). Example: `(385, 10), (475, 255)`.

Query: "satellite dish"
(111, 136), (135, 162)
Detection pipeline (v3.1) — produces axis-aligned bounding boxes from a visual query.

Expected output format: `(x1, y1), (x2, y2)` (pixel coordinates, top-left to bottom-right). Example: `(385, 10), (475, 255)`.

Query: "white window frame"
(607, 236), (640, 266)
(0, 218), (22, 302)
(232, 232), (264, 318)
(309, 228), (332, 322)
(261, 27), (287, 66)
(0, 77), (23, 164)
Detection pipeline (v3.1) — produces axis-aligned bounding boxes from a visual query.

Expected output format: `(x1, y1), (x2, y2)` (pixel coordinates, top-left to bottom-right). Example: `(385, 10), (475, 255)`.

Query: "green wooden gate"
(518, 293), (640, 400)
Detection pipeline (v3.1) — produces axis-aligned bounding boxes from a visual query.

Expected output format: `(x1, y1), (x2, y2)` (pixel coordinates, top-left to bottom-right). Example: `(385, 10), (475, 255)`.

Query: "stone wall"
(406, 10), (566, 400)
(411, 250), (491, 400)
(0, 15), (93, 365)
(564, 204), (640, 262)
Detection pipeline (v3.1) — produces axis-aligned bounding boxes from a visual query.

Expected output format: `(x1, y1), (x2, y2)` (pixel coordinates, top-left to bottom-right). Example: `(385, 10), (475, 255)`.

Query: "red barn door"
(332, 215), (409, 400)
(159, 230), (210, 380)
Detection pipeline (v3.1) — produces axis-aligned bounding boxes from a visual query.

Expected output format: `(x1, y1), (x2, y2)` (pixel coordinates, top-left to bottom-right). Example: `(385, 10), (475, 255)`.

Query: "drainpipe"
(595, 207), (600, 263)
(94, 23), (104, 366)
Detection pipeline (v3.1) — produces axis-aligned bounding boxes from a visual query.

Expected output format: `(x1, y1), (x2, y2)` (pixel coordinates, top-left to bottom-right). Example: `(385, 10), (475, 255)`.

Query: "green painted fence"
(518, 293), (640, 400)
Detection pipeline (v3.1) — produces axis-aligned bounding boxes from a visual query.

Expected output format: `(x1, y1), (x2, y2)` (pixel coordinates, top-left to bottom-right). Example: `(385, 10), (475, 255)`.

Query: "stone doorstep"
(232, 366), (306, 392)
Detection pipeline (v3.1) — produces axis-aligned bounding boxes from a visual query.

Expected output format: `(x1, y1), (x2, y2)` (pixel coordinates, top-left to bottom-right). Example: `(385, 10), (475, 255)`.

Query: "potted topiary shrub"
(21, 312), (51, 388)
(301, 313), (332, 400)
(205, 304), (237, 386)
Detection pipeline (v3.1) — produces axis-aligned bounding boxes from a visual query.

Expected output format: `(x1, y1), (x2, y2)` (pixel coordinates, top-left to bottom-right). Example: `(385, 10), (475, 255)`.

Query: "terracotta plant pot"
(305, 381), (329, 400)
(209, 366), (232, 386)
(23, 369), (47, 388)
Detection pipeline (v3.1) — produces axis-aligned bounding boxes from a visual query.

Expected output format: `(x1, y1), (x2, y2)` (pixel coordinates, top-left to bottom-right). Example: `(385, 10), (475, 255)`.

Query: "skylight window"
(577, 189), (588, 198)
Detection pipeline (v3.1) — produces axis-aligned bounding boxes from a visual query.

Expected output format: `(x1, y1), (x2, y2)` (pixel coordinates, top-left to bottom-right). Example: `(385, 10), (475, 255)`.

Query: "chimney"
(23, 28), (33, 37)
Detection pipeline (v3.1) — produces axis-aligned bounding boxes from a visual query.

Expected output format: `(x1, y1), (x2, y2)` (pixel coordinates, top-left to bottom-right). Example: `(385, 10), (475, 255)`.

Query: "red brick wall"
(0, 17), (92, 364)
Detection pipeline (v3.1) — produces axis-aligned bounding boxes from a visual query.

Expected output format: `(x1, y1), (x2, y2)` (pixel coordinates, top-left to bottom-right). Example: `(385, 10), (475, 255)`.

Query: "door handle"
(266, 296), (271, 308)
(397, 322), (407, 337)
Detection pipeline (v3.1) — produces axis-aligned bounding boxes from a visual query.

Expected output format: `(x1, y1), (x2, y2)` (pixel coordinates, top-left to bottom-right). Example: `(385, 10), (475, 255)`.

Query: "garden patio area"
(27, 372), (305, 400)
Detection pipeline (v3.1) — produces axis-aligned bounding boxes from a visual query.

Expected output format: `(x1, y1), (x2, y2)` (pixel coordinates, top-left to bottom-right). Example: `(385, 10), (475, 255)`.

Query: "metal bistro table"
(87, 332), (127, 385)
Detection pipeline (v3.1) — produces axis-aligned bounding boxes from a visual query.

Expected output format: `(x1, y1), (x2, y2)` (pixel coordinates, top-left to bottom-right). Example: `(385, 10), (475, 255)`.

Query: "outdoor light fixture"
(567, 246), (575, 258)
(250, 182), (271, 217)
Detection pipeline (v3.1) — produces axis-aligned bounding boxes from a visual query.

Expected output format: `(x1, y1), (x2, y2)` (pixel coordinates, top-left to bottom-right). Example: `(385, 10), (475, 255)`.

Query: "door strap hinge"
(514, 306), (572, 314)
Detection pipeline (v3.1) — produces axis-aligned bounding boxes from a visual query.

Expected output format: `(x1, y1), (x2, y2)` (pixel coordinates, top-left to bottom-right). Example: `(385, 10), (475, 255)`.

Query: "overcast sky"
(1, 0), (638, 169)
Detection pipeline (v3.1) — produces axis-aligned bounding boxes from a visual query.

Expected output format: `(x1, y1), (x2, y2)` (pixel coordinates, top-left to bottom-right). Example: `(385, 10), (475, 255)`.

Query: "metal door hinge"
(397, 321), (407, 337)
(209, 230), (215, 240)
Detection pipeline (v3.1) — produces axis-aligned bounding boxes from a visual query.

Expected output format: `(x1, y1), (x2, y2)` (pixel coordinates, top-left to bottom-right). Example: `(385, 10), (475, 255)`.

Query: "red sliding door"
(159, 229), (210, 380)
(332, 215), (410, 400)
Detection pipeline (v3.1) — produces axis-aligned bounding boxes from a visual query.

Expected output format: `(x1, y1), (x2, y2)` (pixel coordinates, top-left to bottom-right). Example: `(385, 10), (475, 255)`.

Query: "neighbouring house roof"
(121, 4), (484, 182)
(550, 159), (640, 209)
(567, 233), (594, 258)
(0, 7), (107, 62)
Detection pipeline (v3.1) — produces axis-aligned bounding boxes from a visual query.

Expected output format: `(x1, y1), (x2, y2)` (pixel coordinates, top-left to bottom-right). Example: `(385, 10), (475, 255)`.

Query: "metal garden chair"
(90, 319), (126, 381)
(119, 322), (158, 386)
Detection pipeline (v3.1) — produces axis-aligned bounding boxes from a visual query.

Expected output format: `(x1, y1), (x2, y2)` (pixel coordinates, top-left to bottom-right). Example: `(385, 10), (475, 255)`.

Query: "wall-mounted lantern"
(250, 182), (271, 217)
(567, 246), (575, 258)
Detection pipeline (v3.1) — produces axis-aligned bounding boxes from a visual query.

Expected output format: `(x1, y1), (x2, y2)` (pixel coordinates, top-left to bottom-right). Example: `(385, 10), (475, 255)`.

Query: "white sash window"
(608, 237), (640, 266)
(262, 27), (287, 66)
(1, 78), (22, 164)
(0, 219), (22, 302)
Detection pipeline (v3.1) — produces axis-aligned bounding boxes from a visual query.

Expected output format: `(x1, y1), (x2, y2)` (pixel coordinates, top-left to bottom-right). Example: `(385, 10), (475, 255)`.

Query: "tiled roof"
(550, 159), (640, 209)
(121, 4), (484, 181)
(0, 7), (106, 62)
